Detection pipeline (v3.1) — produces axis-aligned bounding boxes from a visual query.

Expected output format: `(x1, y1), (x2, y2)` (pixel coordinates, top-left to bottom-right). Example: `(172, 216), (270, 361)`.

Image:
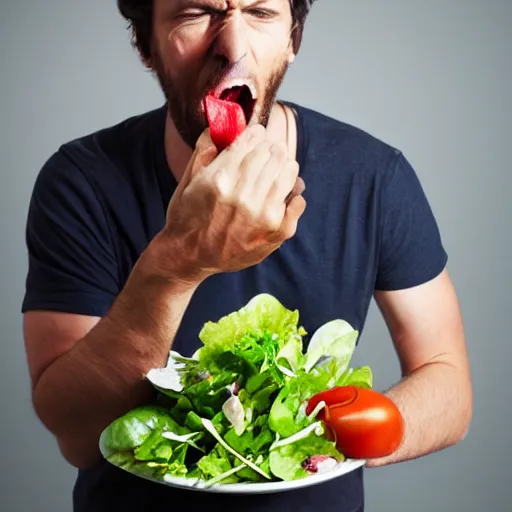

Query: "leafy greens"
(99, 294), (372, 486)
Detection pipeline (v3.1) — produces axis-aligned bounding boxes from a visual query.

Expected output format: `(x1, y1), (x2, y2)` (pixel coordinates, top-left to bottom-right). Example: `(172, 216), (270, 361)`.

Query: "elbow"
(32, 386), (102, 471)
(57, 437), (103, 470)
(452, 414), (472, 447)
(452, 380), (474, 446)
(436, 355), (473, 447)
(459, 401), (473, 444)
(32, 381), (62, 440)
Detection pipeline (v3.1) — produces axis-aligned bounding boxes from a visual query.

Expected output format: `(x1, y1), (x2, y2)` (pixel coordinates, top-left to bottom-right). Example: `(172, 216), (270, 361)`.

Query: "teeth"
(224, 79), (257, 99)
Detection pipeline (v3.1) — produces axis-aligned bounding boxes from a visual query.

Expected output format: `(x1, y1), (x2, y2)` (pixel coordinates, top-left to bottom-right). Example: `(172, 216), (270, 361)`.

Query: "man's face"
(150, 0), (295, 148)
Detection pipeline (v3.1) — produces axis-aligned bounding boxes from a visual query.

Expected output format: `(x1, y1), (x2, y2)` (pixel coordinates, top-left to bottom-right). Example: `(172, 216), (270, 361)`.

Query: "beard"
(151, 53), (290, 149)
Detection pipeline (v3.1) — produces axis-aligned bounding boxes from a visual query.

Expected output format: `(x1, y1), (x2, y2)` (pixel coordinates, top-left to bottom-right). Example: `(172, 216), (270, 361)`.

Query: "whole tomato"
(305, 386), (405, 459)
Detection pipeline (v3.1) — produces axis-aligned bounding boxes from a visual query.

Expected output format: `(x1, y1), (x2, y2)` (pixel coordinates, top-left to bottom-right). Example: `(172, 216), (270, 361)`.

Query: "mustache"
(197, 59), (255, 98)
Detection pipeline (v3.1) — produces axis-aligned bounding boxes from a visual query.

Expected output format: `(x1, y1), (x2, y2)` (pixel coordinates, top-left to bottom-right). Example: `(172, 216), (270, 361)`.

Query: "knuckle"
(284, 159), (299, 179)
(236, 196), (257, 217)
(248, 124), (266, 141)
(226, 135), (245, 153)
(239, 141), (272, 172)
(269, 142), (286, 159)
(283, 217), (303, 239)
(290, 160), (300, 174)
(261, 207), (283, 232)
(254, 139), (273, 156)
(282, 224), (297, 240)
(234, 124), (266, 150)
(210, 168), (232, 200)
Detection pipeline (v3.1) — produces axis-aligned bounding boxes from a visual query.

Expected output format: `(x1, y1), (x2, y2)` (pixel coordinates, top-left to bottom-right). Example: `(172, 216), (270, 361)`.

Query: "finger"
(234, 140), (273, 200)
(251, 142), (288, 202)
(279, 194), (307, 240)
(213, 124), (267, 175)
(179, 129), (219, 189)
(203, 125), (267, 201)
(285, 177), (306, 205)
(266, 159), (301, 207)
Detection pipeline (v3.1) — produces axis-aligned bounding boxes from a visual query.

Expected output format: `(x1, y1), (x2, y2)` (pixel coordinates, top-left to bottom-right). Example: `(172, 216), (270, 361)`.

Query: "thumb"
(179, 128), (218, 189)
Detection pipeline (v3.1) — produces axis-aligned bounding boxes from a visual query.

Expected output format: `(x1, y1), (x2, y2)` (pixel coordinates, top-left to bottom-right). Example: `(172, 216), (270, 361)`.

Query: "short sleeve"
(375, 152), (448, 291)
(21, 148), (120, 317)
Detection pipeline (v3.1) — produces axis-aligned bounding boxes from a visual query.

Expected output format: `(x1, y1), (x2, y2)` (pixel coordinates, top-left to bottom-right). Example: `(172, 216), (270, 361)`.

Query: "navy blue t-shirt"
(22, 102), (447, 512)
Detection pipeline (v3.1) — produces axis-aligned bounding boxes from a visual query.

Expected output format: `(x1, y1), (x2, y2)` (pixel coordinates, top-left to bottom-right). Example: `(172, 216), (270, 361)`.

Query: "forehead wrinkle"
(174, 0), (289, 8)
(173, 0), (225, 8)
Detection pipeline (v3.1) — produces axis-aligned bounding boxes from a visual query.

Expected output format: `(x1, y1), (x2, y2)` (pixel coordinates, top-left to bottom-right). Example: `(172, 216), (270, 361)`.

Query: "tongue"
(203, 94), (247, 152)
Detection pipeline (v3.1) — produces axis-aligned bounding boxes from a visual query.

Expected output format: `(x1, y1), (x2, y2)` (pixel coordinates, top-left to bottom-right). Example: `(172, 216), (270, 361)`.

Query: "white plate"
(112, 458), (366, 495)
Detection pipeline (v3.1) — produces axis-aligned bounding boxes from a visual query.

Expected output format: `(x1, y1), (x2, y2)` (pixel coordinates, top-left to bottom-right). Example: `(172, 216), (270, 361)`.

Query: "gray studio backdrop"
(1, 1), (510, 511)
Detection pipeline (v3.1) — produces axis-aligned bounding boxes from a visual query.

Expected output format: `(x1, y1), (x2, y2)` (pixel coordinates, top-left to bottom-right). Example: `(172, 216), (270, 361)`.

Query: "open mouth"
(218, 84), (256, 124)
(202, 83), (257, 152)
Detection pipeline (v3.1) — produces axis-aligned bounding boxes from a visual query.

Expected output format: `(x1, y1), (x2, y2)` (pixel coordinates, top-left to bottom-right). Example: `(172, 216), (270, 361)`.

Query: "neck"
(164, 101), (297, 183)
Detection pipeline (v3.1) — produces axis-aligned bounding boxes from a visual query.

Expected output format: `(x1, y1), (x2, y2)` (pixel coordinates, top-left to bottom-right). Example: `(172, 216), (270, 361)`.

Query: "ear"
(286, 29), (298, 65)
(290, 23), (304, 54)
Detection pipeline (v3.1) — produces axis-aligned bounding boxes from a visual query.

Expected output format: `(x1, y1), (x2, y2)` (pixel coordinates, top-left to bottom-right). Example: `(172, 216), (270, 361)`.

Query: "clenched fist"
(160, 124), (306, 284)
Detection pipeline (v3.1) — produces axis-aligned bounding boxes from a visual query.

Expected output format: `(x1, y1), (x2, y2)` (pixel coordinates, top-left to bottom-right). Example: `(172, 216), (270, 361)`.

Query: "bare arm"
(366, 269), (473, 467)
(25, 236), (200, 470)
(23, 125), (306, 471)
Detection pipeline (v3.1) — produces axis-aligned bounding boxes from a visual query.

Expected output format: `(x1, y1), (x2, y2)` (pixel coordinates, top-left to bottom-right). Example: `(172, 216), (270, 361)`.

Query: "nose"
(213, 11), (249, 65)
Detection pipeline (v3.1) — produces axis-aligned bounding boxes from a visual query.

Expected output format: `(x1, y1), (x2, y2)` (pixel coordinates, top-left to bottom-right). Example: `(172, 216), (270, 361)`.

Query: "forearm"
(33, 236), (200, 468)
(366, 360), (472, 468)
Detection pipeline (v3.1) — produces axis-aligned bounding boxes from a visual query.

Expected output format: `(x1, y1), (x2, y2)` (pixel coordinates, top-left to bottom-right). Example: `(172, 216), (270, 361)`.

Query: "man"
(21, 1), (472, 511)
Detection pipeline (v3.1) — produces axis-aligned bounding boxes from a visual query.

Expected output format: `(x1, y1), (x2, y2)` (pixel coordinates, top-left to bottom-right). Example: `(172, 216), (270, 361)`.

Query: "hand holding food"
(306, 386), (405, 459)
(161, 121), (306, 285)
(202, 92), (305, 204)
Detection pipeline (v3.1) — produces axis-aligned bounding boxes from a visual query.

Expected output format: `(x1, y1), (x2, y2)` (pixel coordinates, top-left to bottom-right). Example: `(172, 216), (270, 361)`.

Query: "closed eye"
(246, 8), (278, 19)
(177, 7), (224, 21)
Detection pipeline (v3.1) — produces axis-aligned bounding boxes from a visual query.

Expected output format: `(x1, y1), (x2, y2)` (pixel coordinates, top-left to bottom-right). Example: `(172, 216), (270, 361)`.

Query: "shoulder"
(27, 105), (167, 236)
(35, 105), (166, 194)
(289, 101), (403, 180)
(290, 101), (397, 152)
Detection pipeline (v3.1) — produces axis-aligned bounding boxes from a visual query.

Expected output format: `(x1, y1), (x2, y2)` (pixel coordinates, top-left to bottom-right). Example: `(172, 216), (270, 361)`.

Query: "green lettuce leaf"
(196, 294), (306, 372)
(268, 370), (331, 438)
(303, 319), (359, 373)
(337, 365), (373, 388)
(275, 333), (305, 372)
(100, 405), (198, 480)
(224, 421), (275, 459)
(309, 357), (373, 390)
(106, 452), (163, 479)
(183, 370), (237, 418)
(196, 443), (240, 483)
(99, 405), (186, 458)
(269, 432), (344, 481)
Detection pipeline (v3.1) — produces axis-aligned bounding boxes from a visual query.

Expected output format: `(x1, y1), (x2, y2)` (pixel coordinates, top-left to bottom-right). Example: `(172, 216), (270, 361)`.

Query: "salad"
(99, 294), (373, 486)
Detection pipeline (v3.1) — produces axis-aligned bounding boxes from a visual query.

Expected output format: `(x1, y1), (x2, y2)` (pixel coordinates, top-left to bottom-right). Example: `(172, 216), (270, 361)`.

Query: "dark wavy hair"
(117, 0), (317, 61)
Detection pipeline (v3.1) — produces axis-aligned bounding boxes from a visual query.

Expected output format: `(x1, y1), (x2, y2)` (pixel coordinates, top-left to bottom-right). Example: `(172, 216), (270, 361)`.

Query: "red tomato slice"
(203, 94), (247, 152)
(306, 386), (405, 459)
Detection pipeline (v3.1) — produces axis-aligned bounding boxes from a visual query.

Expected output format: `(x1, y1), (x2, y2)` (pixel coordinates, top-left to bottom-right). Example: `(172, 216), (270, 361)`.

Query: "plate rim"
(112, 457), (367, 494)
